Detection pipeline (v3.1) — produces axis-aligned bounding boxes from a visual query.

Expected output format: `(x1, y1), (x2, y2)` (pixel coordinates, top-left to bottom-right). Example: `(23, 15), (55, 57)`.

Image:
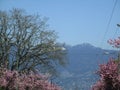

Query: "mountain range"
(57, 43), (118, 90)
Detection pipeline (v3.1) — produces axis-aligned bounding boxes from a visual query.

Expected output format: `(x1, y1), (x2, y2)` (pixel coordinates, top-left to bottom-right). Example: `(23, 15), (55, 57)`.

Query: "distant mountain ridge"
(59, 43), (118, 90)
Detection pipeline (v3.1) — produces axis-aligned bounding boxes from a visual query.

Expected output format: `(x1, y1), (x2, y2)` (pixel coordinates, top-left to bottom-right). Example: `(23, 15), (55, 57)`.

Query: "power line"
(96, 0), (118, 63)
(100, 0), (118, 48)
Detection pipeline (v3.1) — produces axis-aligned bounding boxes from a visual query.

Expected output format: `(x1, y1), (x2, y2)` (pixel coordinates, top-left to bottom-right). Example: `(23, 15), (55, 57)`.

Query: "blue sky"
(0, 0), (120, 49)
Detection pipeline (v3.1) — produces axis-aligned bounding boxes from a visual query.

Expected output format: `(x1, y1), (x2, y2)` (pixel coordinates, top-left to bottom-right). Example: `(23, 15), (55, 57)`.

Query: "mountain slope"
(59, 43), (118, 90)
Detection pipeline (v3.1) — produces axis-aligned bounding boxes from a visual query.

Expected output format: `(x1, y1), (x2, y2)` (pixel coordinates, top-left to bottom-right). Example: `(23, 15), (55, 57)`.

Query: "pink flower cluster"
(0, 68), (61, 90)
(98, 60), (118, 79)
(92, 60), (120, 90)
(108, 37), (120, 48)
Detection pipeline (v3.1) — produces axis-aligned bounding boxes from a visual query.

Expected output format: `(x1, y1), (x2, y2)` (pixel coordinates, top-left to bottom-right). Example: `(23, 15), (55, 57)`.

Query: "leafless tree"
(0, 8), (66, 75)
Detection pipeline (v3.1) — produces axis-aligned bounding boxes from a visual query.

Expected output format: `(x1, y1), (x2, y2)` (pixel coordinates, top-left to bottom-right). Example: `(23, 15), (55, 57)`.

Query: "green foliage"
(0, 87), (4, 90)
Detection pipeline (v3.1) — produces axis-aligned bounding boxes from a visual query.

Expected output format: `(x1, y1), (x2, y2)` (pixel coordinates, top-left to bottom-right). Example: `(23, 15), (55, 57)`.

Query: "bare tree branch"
(0, 8), (67, 76)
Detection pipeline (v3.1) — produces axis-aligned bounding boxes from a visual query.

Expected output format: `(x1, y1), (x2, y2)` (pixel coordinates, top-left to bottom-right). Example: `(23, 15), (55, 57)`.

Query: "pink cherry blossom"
(91, 60), (120, 90)
(0, 68), (61, 90)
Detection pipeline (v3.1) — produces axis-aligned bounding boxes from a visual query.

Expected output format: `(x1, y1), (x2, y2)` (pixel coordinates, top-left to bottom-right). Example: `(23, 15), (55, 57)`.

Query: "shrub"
(0, 68), (61, 90)
(91, 59), (120, 90)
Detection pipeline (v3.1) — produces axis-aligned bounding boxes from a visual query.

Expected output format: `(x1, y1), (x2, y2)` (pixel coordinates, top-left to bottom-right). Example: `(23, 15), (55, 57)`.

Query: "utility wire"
(100, 0), (118, 48)
(96, 0), (118, 63)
